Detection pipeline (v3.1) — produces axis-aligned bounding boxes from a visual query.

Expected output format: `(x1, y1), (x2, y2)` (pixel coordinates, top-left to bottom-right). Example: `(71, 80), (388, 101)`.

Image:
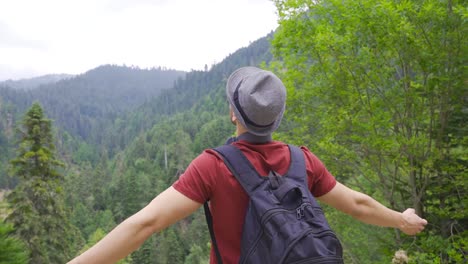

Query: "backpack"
(204, 144), (344, 264)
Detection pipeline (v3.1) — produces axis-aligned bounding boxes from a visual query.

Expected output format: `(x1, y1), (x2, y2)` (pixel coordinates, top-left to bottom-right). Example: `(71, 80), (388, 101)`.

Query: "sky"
(0, 0), (279, 81)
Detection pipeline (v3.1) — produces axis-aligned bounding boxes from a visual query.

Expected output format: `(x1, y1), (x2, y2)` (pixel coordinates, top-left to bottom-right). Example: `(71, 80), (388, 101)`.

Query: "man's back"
(173, 139), (337, 263)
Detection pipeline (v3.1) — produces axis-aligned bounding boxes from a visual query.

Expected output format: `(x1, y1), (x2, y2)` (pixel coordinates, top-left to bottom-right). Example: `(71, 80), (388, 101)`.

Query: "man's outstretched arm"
(68, 187), (202, 264)
(317, 182), (427, 235)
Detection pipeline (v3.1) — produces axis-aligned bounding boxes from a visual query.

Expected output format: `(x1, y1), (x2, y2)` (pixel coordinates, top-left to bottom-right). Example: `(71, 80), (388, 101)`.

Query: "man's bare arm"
(317, 182), (427, 235)
(68, 186), (202, 264)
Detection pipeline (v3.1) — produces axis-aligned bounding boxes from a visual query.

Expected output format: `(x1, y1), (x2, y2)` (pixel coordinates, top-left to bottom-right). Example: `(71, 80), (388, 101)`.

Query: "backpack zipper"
(290, 256), (344, 264)
(296, 203), (311, 219)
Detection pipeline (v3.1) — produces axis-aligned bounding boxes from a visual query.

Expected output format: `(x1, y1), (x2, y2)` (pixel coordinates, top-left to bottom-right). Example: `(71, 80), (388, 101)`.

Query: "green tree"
(272, 0), (466, 262)
(0, 221), (29, 264)
(155, 227), (185, 264)
(6, 102), (76, 263)
(130, 236), (155, 264)
(193, 115), (234, 153)
(184, 244), (209, 264)
(183, 210), (211, 264)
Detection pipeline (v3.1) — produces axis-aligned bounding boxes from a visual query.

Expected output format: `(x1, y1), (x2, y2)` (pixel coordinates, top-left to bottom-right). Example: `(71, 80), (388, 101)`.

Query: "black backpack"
(204, 144), (343, 264)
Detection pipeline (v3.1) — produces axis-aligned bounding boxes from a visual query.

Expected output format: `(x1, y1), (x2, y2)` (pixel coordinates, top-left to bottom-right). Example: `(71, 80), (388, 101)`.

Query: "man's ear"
(230, 107), (237, 125)
(229, 109), (237, 125)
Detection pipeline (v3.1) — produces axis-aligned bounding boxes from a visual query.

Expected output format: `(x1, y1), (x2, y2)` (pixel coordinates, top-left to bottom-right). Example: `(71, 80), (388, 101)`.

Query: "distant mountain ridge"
(0, 74), (74, 90)
(0, 65), (186, 141)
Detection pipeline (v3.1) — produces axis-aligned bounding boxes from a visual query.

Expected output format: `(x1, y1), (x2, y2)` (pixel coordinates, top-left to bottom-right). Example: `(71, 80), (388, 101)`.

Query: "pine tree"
(0, 221), (29, 264)
(6, 102), (75, 263)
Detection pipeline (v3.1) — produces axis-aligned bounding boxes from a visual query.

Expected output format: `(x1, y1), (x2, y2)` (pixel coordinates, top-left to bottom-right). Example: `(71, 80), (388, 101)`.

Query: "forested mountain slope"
(0, 65), (185, 187)
(0, 65), (185, 142)
(104, 33), (274, 155)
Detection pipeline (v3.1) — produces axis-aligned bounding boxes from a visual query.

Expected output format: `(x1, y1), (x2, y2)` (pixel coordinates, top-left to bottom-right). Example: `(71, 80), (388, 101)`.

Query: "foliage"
(5, 103), (78, 263)
(272, 0), (466, 262)
(184, 244), (210, 264)
(0, 98), (18, 188)
(0, 221), (29, 264)
(324, 206), (395, 263)
(0, 65), (185, 149)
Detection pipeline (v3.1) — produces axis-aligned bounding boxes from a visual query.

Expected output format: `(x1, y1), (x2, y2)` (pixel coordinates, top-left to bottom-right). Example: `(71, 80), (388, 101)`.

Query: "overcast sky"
(0, 0), (279, 81)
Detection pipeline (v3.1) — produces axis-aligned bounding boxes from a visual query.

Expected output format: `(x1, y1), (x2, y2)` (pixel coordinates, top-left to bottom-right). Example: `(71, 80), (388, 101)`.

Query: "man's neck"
(234, 124), (272, 143)
(236, 124), (248, 136)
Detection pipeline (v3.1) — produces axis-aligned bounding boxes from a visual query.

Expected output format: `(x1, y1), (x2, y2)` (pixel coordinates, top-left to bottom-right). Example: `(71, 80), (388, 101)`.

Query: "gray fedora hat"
(226, 66), (286, 136)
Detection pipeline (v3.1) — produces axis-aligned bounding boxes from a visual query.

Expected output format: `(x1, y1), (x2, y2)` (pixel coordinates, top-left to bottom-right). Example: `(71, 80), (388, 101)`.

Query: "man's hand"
(399, 208), (428, 235)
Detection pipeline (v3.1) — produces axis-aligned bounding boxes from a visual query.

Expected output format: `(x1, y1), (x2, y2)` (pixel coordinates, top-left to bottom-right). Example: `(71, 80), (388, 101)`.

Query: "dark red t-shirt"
(172, 140), (337, 264)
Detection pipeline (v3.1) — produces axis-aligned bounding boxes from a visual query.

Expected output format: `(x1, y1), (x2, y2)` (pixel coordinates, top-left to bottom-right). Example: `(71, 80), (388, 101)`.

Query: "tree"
(272, 0), (466, 262)
(6, 102), (76, 263)
(155, 227), (185, 264)
(0, 221), (29, 264)
(184, 244), (209, 264)
(130, 236), (155, 264)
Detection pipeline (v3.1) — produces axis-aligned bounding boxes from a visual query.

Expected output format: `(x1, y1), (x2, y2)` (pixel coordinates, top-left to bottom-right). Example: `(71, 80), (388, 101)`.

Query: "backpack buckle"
(268, 170), (283, 189)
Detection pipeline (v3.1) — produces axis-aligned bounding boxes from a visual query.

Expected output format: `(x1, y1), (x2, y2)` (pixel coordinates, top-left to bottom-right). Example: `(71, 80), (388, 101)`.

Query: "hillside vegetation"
(0, 1), (465, 262)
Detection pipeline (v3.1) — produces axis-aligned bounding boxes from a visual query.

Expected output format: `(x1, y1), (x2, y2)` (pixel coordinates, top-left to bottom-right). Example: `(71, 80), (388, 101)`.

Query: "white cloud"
(0, 0), (278, 80)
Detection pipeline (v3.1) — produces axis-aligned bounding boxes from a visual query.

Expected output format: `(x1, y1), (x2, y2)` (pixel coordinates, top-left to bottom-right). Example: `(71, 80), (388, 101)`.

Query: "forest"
(0, 0), (466, 263)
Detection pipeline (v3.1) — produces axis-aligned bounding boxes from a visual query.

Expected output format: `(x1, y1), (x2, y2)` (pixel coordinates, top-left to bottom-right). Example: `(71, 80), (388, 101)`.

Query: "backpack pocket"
(279, 228), (343, 264)
(240, 204), (343, 264)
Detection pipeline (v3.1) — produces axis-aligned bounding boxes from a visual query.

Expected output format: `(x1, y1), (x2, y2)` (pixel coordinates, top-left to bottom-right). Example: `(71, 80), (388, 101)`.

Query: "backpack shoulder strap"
(204, 144), (264, 264)
(285, 144), (307, 185)
(213, 144), (264, 194)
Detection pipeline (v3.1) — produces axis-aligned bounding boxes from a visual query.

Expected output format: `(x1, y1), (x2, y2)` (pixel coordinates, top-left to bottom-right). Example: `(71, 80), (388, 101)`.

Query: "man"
(68, 67), (427, 264)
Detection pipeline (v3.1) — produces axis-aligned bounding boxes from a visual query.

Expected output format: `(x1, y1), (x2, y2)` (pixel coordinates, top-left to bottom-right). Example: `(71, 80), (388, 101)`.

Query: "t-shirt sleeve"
(172, 150), (220, 204)
(301, 146), (337, 197)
